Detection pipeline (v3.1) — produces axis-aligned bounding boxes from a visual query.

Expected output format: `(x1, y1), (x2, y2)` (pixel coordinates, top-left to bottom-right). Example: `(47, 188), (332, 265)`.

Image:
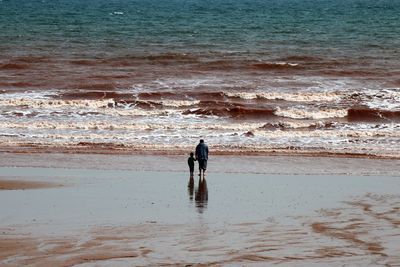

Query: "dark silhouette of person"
(195, 139), (209, 178)
(195, 177), (208, 213)
(187, 152), (196, 178)
(188, 176), (194, 200)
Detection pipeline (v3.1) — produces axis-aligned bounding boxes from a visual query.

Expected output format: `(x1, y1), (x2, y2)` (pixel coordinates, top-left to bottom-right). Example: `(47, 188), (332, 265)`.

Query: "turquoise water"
(1, 0), (399, 58)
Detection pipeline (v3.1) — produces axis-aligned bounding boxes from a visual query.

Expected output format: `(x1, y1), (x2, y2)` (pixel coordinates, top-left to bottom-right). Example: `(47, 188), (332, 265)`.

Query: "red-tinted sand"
(0, 180), (62, 190)
(0, 153), (399, 266)
(1, 193), (400, 266)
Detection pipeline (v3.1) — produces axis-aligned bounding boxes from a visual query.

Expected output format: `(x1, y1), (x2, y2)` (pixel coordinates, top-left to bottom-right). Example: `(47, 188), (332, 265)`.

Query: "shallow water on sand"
(1, 162), (400, 266)
(0, 166), (399, 228)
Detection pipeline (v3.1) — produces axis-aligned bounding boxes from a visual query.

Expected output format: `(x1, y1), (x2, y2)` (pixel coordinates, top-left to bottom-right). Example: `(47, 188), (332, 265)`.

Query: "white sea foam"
(0, 91), (52, 100)
(1, 88), (399, 157)
(0, 97), (201, 110)
(154, 100), (200, 107)
(274, 106), (348, 119)
(253, 128), (400, 139)
(224, 91), (343, 102)
(259, 121), (339, 129)
(360, 88), (400, 110)
(0, 98), (114, 109)
(1, 125), (399, 157)
(276, 62), (298, 67)
(0, 121), (266, 132)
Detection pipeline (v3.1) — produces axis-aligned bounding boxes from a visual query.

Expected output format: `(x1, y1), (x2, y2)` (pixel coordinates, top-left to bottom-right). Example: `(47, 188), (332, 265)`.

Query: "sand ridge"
(0, 179), (62, 190)
(1, 193), (400, 266)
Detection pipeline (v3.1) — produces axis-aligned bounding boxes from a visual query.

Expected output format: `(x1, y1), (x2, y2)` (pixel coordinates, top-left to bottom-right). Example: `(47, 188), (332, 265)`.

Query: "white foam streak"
(274, 107), (348, 119)
(253, 128), (400, 139)
(155, 100), (200, 107)
(0, 121), (266, 131)
(0, 98), (114, 109)
(361, 89), (400, 110)
(225, 91), (342, 102)
(1, 88), (400, 157)
(0, 97), (201, 115)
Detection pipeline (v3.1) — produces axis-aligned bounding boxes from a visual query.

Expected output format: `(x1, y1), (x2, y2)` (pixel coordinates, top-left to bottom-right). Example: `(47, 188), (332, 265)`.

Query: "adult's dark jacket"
(195, 143), (209, 160)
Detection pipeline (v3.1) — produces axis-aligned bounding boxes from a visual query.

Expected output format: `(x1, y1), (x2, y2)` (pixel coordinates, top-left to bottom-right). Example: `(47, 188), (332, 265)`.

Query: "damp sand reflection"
(1, 165), (400, 266)
(2, 193), (399, 266)
(188, 176), (208, 213)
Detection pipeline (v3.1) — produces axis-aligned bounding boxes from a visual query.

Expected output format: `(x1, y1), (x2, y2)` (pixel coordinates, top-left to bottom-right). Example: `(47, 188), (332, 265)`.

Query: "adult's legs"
(198, 159), (204, 177)
(202, 160), (207, 177)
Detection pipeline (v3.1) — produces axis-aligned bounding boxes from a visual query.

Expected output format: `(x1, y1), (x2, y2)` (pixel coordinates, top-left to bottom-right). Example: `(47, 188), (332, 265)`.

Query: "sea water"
(0, 0), (400, 156)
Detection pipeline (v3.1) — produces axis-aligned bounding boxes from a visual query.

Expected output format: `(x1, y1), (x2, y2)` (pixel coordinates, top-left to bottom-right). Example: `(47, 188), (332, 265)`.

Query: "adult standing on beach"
(195, 139), (209, 178)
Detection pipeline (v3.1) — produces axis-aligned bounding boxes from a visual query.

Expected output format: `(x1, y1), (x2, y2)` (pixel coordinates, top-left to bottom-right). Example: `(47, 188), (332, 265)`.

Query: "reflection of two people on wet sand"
(188, 175), (208, 212)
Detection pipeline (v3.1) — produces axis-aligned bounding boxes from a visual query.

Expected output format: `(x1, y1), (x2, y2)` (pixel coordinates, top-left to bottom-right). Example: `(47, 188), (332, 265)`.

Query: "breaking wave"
(183, 106), (275, 118)
(1, 88), (400, 157)
(251, 62), (300, 70)
(274, 107), (348, 120)
(348, 108), (400, 122)
(224, 91), (342, 102)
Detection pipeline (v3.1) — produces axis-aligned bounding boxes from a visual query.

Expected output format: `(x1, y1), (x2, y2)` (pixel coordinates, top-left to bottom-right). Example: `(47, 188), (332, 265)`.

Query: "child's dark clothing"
(188, 156), (195, 172)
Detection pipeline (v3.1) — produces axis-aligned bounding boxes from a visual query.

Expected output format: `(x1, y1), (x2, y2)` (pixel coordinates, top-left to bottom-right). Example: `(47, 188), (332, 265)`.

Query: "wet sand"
(0, 180), (62, 190)
(1, 143), (400, 160)
(0, 153), (399, 266)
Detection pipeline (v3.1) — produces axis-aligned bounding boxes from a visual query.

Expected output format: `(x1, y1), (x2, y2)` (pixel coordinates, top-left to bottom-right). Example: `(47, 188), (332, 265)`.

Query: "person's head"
(190, 152), (194, 157)
(200, 139), (204, 143)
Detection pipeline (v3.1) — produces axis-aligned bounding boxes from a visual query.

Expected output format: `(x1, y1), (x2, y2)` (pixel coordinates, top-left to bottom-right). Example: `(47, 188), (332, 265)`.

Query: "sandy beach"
(2, 0), (400, 266)
(1, 152), (399, 266)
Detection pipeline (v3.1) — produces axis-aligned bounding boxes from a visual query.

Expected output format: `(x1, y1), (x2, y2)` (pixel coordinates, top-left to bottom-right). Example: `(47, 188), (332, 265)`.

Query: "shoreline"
(1, 150), (399, 177)
(0, 143), (399, 160)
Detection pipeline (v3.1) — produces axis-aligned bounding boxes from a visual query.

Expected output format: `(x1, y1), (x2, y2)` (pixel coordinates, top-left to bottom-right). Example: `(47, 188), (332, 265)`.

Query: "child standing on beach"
(188, 152), (196, 178)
